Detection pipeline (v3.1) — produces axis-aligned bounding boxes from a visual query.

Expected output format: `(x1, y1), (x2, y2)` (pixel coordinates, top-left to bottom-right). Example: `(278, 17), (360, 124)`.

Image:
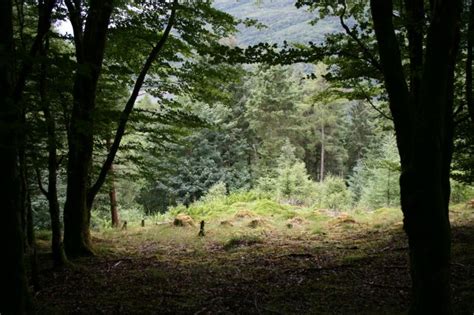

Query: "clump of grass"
(342, 253), (367, 264)
(234, 209), (255, 219)
(36, 230), (52, 241)
(223, 235), (263, 251)
(252, 199), (289, 216)
(247, 218), (269, 228)
(354, 207), (402, 230)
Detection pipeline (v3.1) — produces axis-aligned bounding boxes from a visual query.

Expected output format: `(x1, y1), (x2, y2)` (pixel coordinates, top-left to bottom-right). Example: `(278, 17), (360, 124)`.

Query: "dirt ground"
(33, 213), (474, 314)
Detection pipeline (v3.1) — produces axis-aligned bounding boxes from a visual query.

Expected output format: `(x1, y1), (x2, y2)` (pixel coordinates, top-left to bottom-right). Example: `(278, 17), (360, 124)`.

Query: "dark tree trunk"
(0, 0), (31, 313)
(109, 183), (119, 227)
(319, 124), (325, 182)
(63, 0), (114, 257)
(467, 0), (474, 125)
(107, 137), (120, 228)
(19, 146), (28, 247)
(38, 39), (67, 266)
(370, 0), (461, 313)
(26, 190), (40, 291)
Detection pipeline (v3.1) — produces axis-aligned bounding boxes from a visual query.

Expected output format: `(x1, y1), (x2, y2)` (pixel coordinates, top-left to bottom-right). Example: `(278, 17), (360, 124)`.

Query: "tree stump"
(198, 220), (205, 237)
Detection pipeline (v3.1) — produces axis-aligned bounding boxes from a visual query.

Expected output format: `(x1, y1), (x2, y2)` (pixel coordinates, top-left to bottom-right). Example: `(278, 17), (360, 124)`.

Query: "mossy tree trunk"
(370, 0), (461, 313)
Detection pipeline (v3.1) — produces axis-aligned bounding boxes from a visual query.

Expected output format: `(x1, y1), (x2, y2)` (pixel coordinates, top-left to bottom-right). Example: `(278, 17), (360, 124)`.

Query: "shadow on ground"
(33, 222), (474, 314)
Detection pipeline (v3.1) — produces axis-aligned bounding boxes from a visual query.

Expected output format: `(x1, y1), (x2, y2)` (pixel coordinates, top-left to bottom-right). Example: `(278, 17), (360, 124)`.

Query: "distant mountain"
(213, 0), (340, 46)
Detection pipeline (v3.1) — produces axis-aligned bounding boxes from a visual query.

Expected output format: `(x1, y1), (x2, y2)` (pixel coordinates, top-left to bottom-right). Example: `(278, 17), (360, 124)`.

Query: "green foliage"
(450, 180), (474, 204)
(31, 197), (53, 230)
(350, 134), (401, 210)
(274, 140), (314, 203)
(244, 65), (302, 175)
(201, 181), (227, 203)
(315, 175), (353, 211)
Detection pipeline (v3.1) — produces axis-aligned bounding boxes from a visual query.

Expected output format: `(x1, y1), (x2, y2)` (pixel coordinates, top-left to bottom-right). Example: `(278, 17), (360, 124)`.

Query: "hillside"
(214, 0), (340, 46)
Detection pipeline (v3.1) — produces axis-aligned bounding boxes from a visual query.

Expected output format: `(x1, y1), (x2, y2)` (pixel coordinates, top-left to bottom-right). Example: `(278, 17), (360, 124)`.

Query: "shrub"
(316, 175), (353, 211)
(201, 181), (227, 203)
(450, 179), (474, 203)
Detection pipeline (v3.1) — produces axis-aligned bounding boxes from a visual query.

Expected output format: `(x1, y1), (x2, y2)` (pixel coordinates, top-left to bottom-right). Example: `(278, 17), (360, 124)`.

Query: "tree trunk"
(0, 0), (31, 312)
(107, 137), (120, 228)
(26, 190), (40, 291)
(63, 0), (114, 257)
(467, 0), (474, 125)
(19, 146), (28, 248)
(319, 124), (325, 182)
(109, 184), (119, 227)
(39, 40), (66, 266)
(370, 0), (461, 313)
(86, 2), (177, 207)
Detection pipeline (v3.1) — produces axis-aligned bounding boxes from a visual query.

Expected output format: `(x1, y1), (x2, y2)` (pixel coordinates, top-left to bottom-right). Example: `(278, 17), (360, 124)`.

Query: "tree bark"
(109, 181), (120, 227)
(0, 0), (31, 312)
(107, 138), (120, 228)
(319, 124), (325, 182)
(38, 38), (67, 266)
(371, 0), (461, 313)
(466, 0), (474, 125)
(26, 189), (40, 291)
(63, 0), (114, 257)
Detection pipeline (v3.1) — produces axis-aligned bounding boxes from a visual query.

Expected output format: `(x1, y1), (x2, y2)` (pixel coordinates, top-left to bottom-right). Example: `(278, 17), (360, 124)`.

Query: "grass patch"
(223, 234), (263, 251)
(36, 230), (52, 241)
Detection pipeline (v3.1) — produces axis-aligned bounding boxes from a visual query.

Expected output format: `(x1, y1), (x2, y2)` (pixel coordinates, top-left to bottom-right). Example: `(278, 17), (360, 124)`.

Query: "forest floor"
(34, 205), (474, 314)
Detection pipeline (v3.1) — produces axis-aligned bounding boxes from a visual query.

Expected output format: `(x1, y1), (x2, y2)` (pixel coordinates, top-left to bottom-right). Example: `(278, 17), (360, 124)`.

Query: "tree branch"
(370, 0), (411, 162)
(15, 0), (26, 51)
(352, 79), (393, 121)
(13, 0), (57, 104)
(87, 0), (178, 208)
(339, 0), (382, 72)
(64, 0), (84, 62)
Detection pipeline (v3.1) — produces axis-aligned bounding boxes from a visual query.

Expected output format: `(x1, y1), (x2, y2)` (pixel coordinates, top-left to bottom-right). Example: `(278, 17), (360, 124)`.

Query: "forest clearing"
(34, 203), (474, 314)
(2, 0), (474, 313)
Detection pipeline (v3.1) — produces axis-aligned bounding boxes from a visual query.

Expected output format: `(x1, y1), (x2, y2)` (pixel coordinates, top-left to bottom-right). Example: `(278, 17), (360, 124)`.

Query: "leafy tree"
(352, 134), (400, 209)
(274, 139), (313, 203)
(316, 175), (353, 211)
(282, 0), (466, 310)
(299, 86), (349, 181)
(138, 95), (252, 211)
(344, 100), (381, 174)
(60, 0), (239, 256)
(1, 0), (57, 311)
(370, 0), (461, 311)
(244, 65), (301, 176)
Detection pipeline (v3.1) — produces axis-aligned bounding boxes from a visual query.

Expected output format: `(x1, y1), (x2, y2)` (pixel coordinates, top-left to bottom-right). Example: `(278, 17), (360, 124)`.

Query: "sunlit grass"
(88, 201), (473, 254)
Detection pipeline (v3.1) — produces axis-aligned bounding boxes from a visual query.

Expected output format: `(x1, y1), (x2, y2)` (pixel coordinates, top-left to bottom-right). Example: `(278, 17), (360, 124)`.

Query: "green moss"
(223, 234), (263, 250)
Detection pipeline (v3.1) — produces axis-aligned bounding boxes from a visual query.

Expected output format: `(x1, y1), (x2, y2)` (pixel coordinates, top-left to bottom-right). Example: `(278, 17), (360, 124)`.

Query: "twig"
(353, 79), (393, 121)
(339, 0), (382, 72)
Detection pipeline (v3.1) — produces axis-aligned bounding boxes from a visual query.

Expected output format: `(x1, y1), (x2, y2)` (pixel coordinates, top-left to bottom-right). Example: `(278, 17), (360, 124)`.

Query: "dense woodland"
(1, 0), (474, 314)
